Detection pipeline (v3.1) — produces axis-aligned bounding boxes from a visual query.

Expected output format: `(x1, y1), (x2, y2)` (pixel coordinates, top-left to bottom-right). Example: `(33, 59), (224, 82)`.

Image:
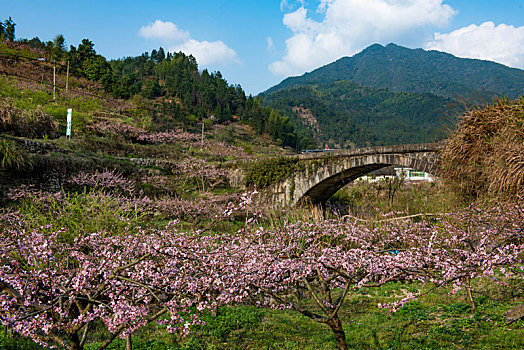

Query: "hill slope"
(263, 80), (457, 147)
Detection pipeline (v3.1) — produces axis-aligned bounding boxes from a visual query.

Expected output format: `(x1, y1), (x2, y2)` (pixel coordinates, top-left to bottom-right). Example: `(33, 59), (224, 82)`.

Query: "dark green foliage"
(109, 49), (307, 148)
(17, 36), (45, 50)
(242, 96), (314, 150)
(66, 39), (115, 91)
(267, 109), (296, 147)
(0, 17), (16, 41)
(0, 326), (42, 350)
(45, 34), (66, 61)
(3, 16), (304, 151)
(262, 43), (524, 148)
(244, 157), (300, 188)
(110, 52), (244, 122)
(109, 48), (308, 147)
(82, 55), (114, 88)
(265, 43), (524, 102)
(263, 80), (459, 147)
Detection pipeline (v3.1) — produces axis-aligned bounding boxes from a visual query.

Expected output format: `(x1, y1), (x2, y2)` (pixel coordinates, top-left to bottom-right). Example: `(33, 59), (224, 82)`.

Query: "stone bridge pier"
(261, 143), (441, 208)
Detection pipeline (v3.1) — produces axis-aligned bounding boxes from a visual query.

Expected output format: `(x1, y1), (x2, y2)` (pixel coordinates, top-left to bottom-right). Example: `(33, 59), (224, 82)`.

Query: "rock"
(505, 304), (524, 324)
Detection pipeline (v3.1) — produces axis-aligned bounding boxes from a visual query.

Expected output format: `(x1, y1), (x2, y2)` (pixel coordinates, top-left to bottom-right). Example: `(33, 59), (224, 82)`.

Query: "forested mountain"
(263, 80), (458, 147)
(262, 44), (524, 148)
(264, 44), (524, 102)
(110, 51), (247, 123)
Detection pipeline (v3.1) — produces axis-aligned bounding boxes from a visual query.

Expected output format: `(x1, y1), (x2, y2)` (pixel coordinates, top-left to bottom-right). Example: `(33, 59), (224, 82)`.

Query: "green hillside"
(0, 28), (313, 150)
(263, 80), (458, 148)
(264, 43), (524, 102)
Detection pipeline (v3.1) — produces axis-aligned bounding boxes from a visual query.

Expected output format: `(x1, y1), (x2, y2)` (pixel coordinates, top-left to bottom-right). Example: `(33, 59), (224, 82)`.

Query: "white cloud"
(281, 0), (305, 12)
(138, 20), (189, 41)
(171, 39), (239, 66)
(267, 37), (274, 51)
(426, 21), (524, 69)
(270, 0), (457, 76)
(139, 20), (238, 66)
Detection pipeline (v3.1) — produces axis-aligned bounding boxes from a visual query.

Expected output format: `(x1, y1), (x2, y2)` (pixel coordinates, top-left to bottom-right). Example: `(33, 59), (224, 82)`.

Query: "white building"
(356, 166), (435, 183)
(394, 167), (435, 182)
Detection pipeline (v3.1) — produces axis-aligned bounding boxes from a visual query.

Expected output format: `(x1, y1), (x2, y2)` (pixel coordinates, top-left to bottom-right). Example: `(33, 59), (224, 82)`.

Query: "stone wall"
(2, 134), (68, 155)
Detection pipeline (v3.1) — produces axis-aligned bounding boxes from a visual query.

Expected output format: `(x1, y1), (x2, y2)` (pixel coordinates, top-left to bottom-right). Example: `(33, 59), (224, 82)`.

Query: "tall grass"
(0, 98), (59, 138)
(0, 137), (32, 171)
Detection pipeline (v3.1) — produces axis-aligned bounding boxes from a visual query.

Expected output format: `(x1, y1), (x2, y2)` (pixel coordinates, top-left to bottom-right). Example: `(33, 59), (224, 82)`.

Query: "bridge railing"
(297, 142), (443, 159)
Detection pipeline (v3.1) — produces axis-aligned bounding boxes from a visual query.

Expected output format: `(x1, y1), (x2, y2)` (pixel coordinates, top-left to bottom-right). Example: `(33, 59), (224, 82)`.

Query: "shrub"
(8, 186), (145, 242)
(440, 98), (524, 200)
(244, 156), (300, 188)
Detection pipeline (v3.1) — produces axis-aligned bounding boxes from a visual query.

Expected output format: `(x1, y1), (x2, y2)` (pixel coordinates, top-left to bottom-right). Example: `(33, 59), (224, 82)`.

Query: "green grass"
(14, 189), (148, 242)
(0, 78), (51, 107)
(4, 296), (523, 350)
(86, 287), (521, 350)
(1, 62), (522, 350)
(6, 186), (519, 348)
(0, 77), (101, 113)
(0, 76), (102, 136)
(64, 281), (524, 349)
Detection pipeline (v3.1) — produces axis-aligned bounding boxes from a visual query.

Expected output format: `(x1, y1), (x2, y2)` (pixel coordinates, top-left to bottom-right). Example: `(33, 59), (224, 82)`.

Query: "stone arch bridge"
(261, 143), (442, 208)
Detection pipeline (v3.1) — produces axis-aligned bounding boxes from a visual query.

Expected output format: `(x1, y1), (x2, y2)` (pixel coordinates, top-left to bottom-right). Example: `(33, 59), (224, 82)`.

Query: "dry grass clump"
(0, 99), (59, 139)
(440, 97), (524, 199)
(0, 137), (32, 171)
(0, 99), (16, 130)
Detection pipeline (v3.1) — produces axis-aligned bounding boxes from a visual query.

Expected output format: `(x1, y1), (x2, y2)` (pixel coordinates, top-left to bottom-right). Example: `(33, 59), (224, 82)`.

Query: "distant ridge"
(264, 43), (524, 101)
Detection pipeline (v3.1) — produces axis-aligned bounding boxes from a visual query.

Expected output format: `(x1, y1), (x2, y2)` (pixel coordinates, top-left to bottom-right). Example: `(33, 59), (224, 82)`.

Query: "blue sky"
(2, 1), (524, 95)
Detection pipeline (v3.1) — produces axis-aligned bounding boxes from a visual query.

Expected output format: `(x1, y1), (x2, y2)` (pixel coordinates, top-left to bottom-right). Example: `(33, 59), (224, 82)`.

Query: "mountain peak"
(264, 43), (524, 100)
(360, 43), (385, 52)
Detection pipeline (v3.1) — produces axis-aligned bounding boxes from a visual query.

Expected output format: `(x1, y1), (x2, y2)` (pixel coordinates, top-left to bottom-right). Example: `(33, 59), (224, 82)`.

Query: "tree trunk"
(326, 316), (348, 350)
(126, 334), (133, 350)
(466, 277), (476, 313)
(67, 332), (82, 350)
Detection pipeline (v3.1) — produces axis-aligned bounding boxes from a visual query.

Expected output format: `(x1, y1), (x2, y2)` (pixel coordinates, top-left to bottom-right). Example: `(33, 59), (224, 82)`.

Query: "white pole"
(66, 61), (69, 92)
(66, 109), (72, 139)
(201, 117), (205, 149)
(53, 62), (56, 101)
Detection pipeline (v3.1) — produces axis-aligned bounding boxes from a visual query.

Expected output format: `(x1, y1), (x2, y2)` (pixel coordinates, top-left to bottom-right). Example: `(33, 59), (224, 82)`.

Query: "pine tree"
(1, 17), (15, 41)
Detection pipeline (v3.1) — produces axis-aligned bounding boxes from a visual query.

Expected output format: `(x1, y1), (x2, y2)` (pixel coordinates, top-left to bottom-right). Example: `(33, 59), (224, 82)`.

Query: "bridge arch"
(262, 143), (441, 208)
(297, 153), (437, 205)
